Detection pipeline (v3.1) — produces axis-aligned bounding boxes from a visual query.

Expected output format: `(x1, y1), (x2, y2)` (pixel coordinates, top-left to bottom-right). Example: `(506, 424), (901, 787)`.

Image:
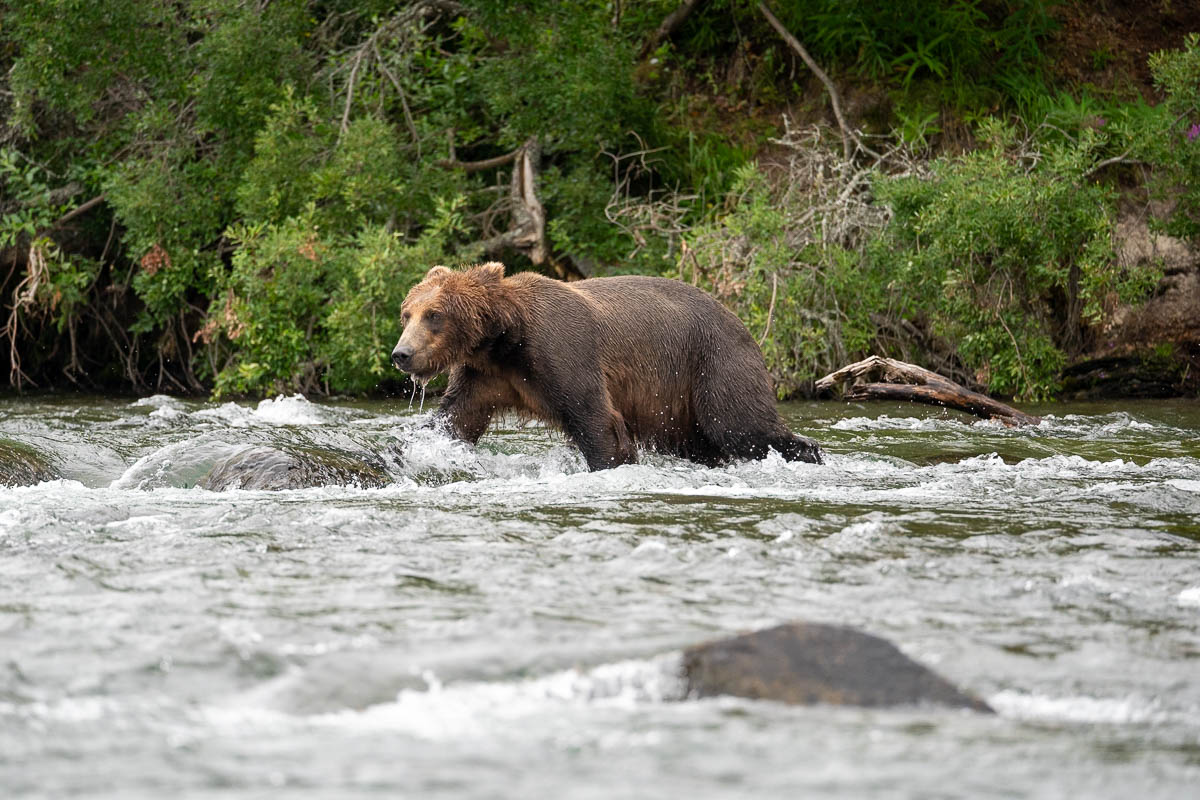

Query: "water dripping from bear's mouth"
(406, 376), (430, 412)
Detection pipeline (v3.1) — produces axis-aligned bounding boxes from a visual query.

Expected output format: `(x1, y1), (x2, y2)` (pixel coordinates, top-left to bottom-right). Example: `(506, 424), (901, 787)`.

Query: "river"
(2, 394), (1198, 798)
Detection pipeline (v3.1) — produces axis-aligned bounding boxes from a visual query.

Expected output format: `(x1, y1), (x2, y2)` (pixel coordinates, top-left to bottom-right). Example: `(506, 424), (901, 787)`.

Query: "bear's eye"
(401, 310), (411, 325)
(425, 310), (443, 327)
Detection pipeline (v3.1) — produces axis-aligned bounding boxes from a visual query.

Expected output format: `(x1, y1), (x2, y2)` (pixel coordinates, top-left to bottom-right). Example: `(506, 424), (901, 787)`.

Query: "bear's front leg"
(522, 331), (635, 470)
(552, 391), (636, 471)
(435, 368), (515, 445)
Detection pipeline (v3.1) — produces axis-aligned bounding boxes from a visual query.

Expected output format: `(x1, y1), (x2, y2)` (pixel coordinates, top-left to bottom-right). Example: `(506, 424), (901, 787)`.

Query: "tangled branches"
(602, 135), (698, 261)
(682, 118), (929, 396)
(3, 240), (49, 389)
(330, 1), (465, 149)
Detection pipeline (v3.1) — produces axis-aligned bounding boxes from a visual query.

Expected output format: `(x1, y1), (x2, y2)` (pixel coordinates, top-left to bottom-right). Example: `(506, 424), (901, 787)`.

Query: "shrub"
(205, 196), (465, 397)
(870, 124), (1157, 399)
(680, 127), (889, 397)
(1146, 33), (1200, 242)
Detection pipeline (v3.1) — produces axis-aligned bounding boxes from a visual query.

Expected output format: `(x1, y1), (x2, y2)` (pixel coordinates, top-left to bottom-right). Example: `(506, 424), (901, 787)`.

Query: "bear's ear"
(424, 265), (452, 284)
(474, 262), (505, 283)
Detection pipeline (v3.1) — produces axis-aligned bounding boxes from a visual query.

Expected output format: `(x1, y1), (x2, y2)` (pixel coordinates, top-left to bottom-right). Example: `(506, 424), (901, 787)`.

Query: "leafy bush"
(205, 195), (465, 397)
(672, 0), (1056, 112)
(0, 0), (1185, 399)
(681, 129), (889, 397)
(1146, 33), (1200, 242)
(871, 124), (1157, 399)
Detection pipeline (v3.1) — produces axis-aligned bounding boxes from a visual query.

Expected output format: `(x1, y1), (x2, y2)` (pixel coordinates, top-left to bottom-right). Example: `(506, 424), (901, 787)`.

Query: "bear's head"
(390, 262), (511, 382)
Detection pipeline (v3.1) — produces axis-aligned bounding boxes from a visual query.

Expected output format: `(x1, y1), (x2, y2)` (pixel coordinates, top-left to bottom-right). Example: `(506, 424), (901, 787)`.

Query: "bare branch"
(437, 146), (522, 173)
(458, 137), (569, 275)
(333, 0), (469, 145)
(339, 46), (367, 139)
(602, 136), (698, 259)
(46, 193), (107, 232)
(816, 355), (1041, 426)
(372, 39), (420, 156)
(758, 2), (879, 161)
(758, 272), (778, 346)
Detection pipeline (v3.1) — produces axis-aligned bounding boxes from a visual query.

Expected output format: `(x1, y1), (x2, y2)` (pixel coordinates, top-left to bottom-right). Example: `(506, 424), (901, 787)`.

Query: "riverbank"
(3, 3), (1198, 401)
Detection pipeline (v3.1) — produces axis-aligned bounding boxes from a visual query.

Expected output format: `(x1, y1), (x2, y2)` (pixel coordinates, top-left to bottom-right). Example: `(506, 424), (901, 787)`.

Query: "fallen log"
(816, 355), (1041, 427)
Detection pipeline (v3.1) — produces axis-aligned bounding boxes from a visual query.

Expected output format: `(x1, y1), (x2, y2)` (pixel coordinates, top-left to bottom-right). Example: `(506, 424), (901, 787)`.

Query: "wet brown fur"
(393, 263), (823, 470)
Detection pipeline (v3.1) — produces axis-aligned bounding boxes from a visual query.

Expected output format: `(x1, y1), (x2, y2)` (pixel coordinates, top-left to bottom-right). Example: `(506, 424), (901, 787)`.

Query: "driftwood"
(816, 356), (1041, 427)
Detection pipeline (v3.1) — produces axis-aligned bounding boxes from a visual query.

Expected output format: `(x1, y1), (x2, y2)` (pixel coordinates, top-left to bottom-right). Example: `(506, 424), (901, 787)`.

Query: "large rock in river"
(0, 438), (60, 487)
(682, 622), (992, 712)
(198, 445), (390, 491)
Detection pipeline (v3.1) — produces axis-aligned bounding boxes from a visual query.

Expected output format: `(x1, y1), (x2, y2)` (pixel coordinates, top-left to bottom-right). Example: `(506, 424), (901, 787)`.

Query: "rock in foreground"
(0, 438), (60, 487)
(198, 445), (390, 491)
(682, 622), (992, 712)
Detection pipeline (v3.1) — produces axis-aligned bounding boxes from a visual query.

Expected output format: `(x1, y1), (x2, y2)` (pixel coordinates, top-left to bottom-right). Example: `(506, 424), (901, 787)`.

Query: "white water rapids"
(1, 394), (1198, 798)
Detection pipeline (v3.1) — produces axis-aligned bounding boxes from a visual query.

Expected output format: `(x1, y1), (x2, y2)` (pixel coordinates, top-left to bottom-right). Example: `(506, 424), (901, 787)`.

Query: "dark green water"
(2, 395), (1199, 798)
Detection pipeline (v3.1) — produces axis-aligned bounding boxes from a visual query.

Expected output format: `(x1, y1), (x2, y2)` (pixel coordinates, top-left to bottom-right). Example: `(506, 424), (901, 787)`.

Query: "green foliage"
(1147, 33), (1200, 242)
(210, 195), (464, 397)
(214, 212), (328, 396)
(236, 92), (408, 232)
(0, 0), (1185, 400)
(675, 0), (1057, 113)
(323, 200), (466, 390)
(21, 239), (101, 333)
(541, 161), (636, 266)
(683, 163), (884, 397)
(0, 149), (71, 248)
(686, 120), (1161, 401)
(467, 2), (644, 152)
(5, 0), (180, 132)
(870, 132), (1151, 399)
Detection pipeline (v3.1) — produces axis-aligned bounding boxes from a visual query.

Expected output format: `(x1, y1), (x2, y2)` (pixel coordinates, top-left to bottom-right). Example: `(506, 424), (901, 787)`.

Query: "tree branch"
(758, 271), (778, 346)
(372, 39), (420, 156)
(47, 194), (107, 232)
(339, 46), (367, 139)
(816, 355), (1041, 426)
(638, 0), (704, 61)
(437, 146), (522, 173)
(758, 2), (866, 161)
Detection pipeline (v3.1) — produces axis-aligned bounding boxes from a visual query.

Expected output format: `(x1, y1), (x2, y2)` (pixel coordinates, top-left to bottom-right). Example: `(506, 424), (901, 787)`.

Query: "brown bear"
(390, 263), (823, 470)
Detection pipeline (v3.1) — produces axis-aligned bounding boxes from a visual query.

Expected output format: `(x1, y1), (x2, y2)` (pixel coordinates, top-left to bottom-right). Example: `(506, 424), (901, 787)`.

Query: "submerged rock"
(682, 622), (992, 712)
(0, 438), (60, 487)
(198, 445), (390, 491)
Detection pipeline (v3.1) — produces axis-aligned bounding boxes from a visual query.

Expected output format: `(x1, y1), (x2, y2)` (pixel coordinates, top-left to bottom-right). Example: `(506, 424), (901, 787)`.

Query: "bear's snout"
(391, 345), (414, 371)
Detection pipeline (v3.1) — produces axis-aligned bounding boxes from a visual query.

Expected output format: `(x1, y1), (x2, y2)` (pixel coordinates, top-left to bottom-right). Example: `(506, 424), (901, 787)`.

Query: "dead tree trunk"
(440, 135), (583, 279)
(815, 356), (1041, 427)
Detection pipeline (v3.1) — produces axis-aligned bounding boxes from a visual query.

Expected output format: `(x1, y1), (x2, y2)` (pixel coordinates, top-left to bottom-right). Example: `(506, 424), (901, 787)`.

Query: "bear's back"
(570, 275), (748, 340)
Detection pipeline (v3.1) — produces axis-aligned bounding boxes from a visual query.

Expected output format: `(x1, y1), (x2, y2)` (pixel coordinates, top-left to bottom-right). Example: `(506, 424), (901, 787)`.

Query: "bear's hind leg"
(693, 351), (823, 465)
(701, 422), (822, 466)
(769, 432), (824, 464)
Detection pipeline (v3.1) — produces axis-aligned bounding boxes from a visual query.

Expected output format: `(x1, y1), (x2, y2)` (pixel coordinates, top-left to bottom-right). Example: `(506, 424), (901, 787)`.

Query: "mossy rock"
(682, 622), (992, 712)
(198, 445), (390, 491)
(0, 439), (61, 487)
